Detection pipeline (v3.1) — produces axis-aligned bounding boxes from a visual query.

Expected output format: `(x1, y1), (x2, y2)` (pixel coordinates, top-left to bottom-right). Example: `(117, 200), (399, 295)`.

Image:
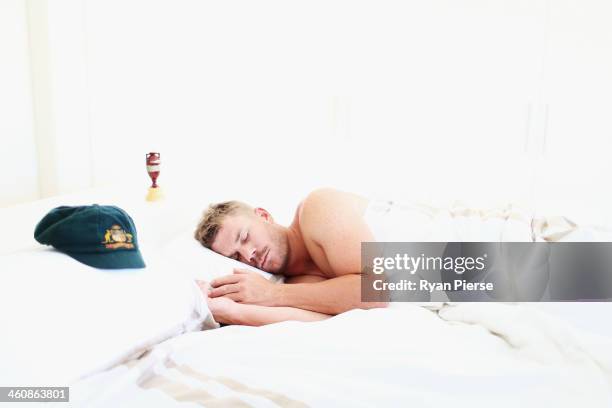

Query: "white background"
(1, 0), (611, 226)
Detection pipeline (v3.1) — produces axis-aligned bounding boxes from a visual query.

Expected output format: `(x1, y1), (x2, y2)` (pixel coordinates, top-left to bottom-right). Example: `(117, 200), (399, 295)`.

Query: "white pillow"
(0, 248), (216, 386)
(160, 229), (285, 283)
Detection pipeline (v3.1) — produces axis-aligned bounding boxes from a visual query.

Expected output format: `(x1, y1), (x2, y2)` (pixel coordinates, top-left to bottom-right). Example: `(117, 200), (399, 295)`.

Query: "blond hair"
(194, 201), (251, 248)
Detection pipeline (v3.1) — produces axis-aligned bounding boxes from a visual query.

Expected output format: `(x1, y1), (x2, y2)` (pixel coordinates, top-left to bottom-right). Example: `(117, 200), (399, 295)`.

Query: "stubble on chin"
(272, 229), (290, 274)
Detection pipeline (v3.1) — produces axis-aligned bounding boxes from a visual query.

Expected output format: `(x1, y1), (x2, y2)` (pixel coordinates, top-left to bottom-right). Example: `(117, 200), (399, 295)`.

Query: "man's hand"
(206, 296), (240, 324)
(209, 269), (278, 306)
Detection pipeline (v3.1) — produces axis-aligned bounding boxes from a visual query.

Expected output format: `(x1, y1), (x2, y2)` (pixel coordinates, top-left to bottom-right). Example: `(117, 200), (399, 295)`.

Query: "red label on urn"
(146, 152), (161, 188)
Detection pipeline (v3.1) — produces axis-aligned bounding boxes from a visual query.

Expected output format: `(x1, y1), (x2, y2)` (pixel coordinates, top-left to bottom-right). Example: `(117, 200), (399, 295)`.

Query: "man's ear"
(254, 207), (274, 223)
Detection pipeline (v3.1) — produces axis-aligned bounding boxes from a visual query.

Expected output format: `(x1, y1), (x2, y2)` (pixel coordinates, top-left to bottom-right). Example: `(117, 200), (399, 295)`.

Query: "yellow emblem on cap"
(102, 225), (134, 249)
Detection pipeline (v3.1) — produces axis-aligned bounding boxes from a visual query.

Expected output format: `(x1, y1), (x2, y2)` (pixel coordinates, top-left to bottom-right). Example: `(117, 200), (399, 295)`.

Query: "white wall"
(0, 0), (38, 206)
(84, 0), (547, 215)
(27, 0), (92, 198)
(0, 0), (92, 208)
(2, 0), (611, 227)
(537, 0), (612, 225)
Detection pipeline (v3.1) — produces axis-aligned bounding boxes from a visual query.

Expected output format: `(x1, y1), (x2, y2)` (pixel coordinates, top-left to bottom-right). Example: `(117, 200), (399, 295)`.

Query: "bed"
(1, 185), (611, 407)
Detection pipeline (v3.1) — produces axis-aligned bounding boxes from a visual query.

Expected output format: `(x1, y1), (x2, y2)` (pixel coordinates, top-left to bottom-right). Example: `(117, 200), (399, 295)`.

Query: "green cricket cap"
(34, 205), (146, 269)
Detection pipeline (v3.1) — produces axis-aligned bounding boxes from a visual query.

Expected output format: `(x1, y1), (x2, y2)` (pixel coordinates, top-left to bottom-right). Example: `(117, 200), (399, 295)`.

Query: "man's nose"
(244, 246), (257, 265)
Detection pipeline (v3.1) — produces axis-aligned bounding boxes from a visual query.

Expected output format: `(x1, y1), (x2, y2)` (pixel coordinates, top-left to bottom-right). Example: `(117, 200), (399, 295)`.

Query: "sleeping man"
(194, 188), (387, 326)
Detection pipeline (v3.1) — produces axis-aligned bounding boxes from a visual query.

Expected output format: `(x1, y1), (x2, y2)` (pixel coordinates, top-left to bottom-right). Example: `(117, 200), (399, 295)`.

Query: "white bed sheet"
(68, 304), (612, 407)
(0, 248), (213, 386)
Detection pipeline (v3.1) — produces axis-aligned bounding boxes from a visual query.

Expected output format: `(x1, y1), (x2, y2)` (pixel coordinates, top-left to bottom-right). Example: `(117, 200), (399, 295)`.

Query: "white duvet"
(67, 303), (612, 408)
(0, 248), (215, 386)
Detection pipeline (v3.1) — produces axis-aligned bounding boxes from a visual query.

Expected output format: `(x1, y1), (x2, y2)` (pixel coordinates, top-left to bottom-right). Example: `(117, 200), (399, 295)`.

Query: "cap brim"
(67, 250), (146, 270)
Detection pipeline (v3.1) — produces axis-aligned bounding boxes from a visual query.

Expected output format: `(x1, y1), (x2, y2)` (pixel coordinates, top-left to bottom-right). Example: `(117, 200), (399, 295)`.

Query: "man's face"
(211, 210), (289, 273)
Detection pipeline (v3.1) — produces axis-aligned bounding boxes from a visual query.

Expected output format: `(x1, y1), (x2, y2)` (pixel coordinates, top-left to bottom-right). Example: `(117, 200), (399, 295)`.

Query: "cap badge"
(102, 225), (134, 249)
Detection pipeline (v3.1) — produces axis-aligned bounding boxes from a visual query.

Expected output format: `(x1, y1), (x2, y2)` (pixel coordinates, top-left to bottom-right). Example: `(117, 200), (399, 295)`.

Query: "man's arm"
(277, 273), (385, 315)
(209, 269), (385, 315)
(208, 296), (330, 326)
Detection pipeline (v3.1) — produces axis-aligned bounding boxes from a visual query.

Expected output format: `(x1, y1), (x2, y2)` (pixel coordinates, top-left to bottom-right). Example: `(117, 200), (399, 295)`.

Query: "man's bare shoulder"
(298, 188), (369, 240)
(300, 188), (368, 215)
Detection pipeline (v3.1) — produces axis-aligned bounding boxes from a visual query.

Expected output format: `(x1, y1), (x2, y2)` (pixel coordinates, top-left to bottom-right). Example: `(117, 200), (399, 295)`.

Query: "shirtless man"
(194, 188), (387, 326)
